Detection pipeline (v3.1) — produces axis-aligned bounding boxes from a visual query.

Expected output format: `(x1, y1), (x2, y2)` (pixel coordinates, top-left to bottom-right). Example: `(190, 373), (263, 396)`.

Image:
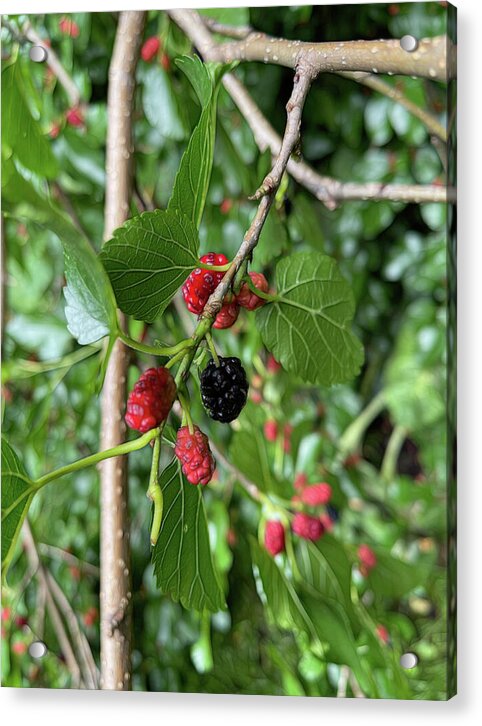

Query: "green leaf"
(100, 209), (200, 323)
(140, 64), (187, 141)
(199, 7), (250, 27)
(384, 308), (445, 431)
(151, 459), (225, 613)
(61, 224), (118, 345)
(2, 156), (118, 346)
(230, 430), (277, 494)
(251, 539), (374, 693)
(364, 549), (425, 599)
(251, 539), (323, 648)
(167, 58), (220, 229)
(1, 438), (35, 576)
(1, 61), (58, 178)
(296, 537), (360, 631)
(175, 55), (213, 107)
(256, 253), (364, 386)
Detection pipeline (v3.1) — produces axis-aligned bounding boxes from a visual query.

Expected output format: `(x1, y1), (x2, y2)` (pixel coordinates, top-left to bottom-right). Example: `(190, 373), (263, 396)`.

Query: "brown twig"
(22, 521), (83, 688)
(202, 65), (313, 318)
(169, 10), (454, 208)
(171, 9), (451, 81)
(198, 14), (447, 143)
(201, 16), (252, 39)
(45, 571), (99, 689)
(100, 10), (146, 692)
(38, 543), (100, 578)
(22, 21), (81, 107)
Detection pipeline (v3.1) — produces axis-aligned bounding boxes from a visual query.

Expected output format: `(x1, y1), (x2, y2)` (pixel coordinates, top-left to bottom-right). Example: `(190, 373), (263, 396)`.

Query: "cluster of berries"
(182, 253), (269, 329)
(125, 356), (249, 485)
(264, 476), (335, 556)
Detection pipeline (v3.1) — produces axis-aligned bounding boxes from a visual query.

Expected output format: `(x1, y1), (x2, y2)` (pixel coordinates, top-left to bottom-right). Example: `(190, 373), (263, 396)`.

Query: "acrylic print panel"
(1, 2), (456, 700)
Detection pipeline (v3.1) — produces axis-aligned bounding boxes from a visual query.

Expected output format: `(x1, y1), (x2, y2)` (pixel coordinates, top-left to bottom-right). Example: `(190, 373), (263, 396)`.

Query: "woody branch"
(169, 9), (454, 208)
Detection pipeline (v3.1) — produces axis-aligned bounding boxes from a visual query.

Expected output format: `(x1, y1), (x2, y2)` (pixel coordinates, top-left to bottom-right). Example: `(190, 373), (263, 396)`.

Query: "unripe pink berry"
(301, 483), (332, 507)
(292, 512), (325, 542)
(357, 544), (377, 573)
(264, 419), (278, 442)
(264, 521), (285, 556)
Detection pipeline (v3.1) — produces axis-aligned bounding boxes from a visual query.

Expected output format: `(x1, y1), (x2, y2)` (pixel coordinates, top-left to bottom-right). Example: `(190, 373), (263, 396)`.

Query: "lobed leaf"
(256, 252), (364, 386)
(100, 209), (200, 323)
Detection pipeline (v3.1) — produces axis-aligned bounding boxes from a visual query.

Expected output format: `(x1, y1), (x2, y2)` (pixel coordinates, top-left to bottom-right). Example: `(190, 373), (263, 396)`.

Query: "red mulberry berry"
(376, 624), (390, 645)
(357, 544), (377, 573)
(264, 521), (285, 556)
(220, 199), (233, 215)
(175, 426), (216, 486)
(264, 420), (278, 442)
(141, 36), (160, 62)
(59, 16), (80, 37)
(237, 272), (269, 311)
(213, 300), (239, 329)
(301, 483), (332, 507)
(125, 367), (176, 433)
(66, 106), (84, 128)
(292, 512), (325, 542)
(182, 253), (229, 314)
(266, 354), (281, 373)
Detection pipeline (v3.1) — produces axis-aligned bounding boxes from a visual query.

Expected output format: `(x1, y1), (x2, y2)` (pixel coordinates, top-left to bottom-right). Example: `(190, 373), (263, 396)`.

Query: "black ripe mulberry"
(200, 356), (248, 423)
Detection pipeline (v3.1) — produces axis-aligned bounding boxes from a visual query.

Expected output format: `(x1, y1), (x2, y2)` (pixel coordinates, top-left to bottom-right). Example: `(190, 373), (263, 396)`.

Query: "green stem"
(197, 262), (231, 272)
(337, 391), (386, 461)
(243, 275), (279, 303)
(34, 427), (160, 489)
(1, 345), (100, 383)
(380, 425), (407, 483)
(118, 329), (193, 358)
(205, 332), (220, 367)
(178, 391), (194, 434)
(147, 434), (163, 546)
(165, 347), (189, 370)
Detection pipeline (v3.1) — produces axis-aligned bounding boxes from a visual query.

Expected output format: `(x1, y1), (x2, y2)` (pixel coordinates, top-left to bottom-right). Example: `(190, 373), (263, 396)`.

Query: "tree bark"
(100, 10), (145, 691)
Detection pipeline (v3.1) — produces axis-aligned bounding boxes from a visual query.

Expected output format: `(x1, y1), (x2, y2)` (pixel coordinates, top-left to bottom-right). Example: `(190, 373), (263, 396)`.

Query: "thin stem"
(118, 329), (193, 358)
(380, 425), (407, 483)
(34, 428), (159, 490)
(197, 262), (231, 272)
(165, 347), (189, 370)
(337, 391), (386, 462)
(205, 332), (220, 367)
(178, 391), (194, 434)
(147, 434), (163, 546)
(243, 275), (279, 303)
